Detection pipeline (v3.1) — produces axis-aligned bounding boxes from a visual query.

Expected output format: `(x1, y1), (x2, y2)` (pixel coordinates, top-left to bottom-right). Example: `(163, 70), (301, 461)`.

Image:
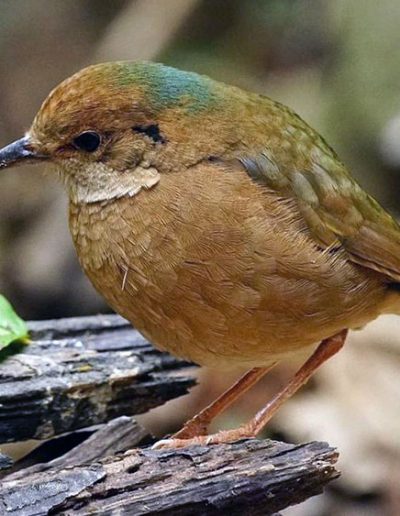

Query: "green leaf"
(0, 295), (29, 350)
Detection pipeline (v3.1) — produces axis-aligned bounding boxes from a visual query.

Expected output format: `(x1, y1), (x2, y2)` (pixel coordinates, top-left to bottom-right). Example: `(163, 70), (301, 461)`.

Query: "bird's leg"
(173, 365), (275, 439)
(229, 329), (348, 439)
(154, 329), (347, 449)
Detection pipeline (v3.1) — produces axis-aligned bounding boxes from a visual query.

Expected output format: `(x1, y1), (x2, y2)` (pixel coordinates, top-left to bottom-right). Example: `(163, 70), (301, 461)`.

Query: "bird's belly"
(69, 172), (390, 369)
(80, 244), (386, 369)
(82, 255), (385, 369)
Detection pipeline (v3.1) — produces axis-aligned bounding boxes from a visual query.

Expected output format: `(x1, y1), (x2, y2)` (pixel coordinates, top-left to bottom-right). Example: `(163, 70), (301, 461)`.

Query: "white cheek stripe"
(60, 160), (161, 203)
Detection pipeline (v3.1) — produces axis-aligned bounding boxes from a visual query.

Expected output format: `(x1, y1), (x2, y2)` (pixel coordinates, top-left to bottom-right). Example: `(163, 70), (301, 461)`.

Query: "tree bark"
(0, 437), (339, 516)
(0, 314), (195, 443)
(6, 416), (149, 479)
(0, 315), (340, 514)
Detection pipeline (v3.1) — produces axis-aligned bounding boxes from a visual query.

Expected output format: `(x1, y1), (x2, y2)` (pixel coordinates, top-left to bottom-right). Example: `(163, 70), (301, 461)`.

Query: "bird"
(1, 61), (400, 448)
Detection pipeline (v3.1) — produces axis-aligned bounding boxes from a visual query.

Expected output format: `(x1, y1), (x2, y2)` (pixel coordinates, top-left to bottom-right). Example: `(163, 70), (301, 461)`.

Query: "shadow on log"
(0, 453), (12, 472)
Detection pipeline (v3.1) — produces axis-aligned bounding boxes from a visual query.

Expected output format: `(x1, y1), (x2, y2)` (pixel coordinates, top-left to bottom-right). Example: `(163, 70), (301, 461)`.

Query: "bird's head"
(0, 62), (234, 203)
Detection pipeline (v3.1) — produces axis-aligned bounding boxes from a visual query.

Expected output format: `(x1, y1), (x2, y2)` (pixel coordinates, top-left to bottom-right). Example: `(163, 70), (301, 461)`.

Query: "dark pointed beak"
(0, 136), (47, 170)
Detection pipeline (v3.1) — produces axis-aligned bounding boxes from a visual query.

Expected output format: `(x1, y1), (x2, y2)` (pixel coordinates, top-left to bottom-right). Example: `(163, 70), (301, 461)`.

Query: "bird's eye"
(72, 131), (101, 152)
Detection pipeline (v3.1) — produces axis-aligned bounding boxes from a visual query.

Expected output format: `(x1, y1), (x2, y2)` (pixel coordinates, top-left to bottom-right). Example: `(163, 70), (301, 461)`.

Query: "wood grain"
(0, 314), (195, 443)
(0, 437), (339, 516)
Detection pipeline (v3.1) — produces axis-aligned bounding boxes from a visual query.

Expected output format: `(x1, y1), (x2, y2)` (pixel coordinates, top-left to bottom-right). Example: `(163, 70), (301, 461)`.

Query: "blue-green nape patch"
(114, 62), (221, 114)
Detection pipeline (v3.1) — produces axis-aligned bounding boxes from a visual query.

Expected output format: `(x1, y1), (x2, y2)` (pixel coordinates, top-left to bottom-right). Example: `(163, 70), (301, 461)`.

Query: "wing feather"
(239, 149), (400, 282)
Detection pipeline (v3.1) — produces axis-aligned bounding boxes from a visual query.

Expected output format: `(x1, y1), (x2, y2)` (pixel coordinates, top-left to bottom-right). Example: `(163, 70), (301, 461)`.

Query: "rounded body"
(69, 164), (394, 368)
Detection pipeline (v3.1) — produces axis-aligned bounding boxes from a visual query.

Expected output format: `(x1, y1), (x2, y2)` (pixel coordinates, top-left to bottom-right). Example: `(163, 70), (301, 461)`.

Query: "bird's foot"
(152, 426), (255, 450)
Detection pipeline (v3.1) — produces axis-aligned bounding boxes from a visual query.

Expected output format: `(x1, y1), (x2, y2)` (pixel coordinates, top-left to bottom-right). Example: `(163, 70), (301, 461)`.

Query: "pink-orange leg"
(154, 329), (348, 449)
(173, 365), (276, 439)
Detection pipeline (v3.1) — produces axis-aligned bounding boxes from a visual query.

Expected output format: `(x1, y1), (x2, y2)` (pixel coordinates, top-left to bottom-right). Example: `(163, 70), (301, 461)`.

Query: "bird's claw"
(152, 428), (255, 450)
(152, 436), (207, 450)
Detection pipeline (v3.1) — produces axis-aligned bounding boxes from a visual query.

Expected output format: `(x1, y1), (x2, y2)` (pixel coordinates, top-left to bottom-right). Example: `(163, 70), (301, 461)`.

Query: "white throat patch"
(60, 159), (161, 204)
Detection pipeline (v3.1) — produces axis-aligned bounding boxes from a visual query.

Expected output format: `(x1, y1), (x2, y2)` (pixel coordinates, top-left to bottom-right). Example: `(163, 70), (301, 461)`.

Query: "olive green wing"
(239, 143), (400, 283)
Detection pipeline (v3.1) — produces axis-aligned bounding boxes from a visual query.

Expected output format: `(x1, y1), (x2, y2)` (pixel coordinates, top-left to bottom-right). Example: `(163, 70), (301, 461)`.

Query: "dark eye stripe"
(132, 124), (166, 144)
(72, 131), (101, 152)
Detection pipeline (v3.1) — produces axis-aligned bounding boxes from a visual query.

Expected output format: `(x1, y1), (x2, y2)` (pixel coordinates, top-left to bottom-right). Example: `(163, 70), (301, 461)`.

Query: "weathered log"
(0, 438), (339, 516)
(0, 317), (340, 514)
(7, 416), (149, 480)
(0, 314), (195, 443)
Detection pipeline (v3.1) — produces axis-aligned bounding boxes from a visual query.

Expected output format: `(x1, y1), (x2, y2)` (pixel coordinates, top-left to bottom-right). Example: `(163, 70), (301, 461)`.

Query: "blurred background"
(1, 0), (400, 514)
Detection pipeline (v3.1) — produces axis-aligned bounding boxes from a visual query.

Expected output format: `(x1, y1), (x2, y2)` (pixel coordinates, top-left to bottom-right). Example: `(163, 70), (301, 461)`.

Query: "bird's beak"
(0, 136), (48, 170)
